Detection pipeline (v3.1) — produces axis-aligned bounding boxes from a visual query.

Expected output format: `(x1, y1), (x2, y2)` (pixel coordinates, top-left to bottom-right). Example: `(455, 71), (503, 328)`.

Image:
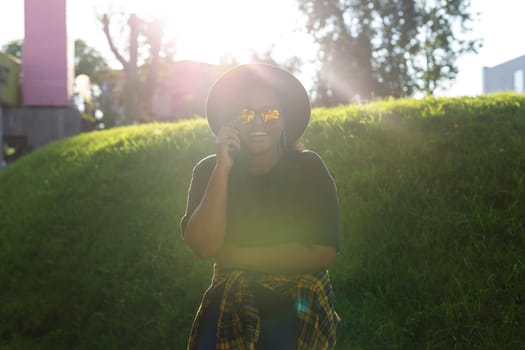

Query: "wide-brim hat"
(206, 63), (311, 142)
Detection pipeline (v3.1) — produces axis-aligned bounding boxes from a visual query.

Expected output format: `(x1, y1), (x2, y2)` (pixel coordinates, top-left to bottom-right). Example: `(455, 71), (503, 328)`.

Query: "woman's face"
(235, 86), (285, 156)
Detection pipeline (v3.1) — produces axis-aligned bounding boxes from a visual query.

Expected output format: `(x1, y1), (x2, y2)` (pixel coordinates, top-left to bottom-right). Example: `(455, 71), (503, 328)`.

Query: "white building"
(483, 54), (525, 93)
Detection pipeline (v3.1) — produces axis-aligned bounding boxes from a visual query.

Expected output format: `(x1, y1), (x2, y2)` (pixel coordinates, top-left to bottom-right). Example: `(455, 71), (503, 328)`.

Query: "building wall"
(0, 53), (21, 107)
(151, 61), (220, 121)
(483, 55), (525, 93)
(2, 107), (80, 151)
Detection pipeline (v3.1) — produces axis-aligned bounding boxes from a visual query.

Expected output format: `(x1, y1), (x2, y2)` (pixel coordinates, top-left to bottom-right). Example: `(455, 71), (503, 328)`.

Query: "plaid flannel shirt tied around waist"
(187, 265), (341, 350)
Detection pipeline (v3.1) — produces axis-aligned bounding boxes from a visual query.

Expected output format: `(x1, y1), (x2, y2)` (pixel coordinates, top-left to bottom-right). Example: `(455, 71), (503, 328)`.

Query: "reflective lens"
(238, 108), (255, 125)
(237, 107), (281, 125)
(261, 108), (281, 122)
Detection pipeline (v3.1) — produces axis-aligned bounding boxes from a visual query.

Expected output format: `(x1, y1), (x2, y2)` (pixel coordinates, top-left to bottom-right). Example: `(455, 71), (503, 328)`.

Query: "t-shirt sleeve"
(298, 151), (341, 250)
(180, 156), (215, 238)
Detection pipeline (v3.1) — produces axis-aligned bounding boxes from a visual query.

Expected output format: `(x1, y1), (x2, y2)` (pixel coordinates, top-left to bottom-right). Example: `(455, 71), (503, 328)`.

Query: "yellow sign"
(0, 52), (21, 107)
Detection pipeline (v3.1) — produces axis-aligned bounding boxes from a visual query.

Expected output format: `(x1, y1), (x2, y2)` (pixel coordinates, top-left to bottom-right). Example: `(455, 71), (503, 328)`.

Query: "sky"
(1, 0), (524, 97)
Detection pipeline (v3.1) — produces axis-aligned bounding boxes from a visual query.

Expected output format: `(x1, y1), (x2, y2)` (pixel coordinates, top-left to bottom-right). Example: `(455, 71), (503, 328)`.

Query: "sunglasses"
(235, 106), (282, 126)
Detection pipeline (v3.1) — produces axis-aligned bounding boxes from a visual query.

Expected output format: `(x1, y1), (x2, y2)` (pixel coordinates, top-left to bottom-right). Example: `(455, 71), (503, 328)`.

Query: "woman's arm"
(183, 127), (240, 259)
(215, 243), (337, 273)
(183, 164), (229, 259)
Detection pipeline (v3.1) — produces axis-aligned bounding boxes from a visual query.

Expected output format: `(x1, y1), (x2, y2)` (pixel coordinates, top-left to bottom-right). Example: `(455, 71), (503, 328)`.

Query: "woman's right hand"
(215, 126), (240, 171)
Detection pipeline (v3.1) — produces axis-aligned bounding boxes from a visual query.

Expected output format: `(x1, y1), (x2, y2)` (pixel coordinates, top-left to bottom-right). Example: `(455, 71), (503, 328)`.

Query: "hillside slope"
(1, 94), (524, 349)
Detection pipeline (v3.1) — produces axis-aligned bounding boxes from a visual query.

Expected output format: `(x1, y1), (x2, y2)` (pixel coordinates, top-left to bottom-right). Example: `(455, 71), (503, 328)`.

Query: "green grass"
(1, 93), (524, 349)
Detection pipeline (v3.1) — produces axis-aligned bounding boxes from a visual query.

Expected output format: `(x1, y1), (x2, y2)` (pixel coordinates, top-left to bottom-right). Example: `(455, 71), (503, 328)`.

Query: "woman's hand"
(215, 126), (240, 171)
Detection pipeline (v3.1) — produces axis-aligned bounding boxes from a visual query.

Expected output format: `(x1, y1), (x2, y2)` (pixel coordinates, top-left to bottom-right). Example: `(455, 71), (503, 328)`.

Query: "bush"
(1, 93), (524, 349)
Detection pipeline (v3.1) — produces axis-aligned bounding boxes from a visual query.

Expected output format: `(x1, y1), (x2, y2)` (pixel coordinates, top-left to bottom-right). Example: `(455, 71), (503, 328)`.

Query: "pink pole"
(22, 0), (73, 106)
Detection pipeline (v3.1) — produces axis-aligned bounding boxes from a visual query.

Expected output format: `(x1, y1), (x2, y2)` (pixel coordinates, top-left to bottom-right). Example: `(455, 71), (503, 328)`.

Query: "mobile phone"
(228, 144), (238, 159)
(228, 124), (239, 159)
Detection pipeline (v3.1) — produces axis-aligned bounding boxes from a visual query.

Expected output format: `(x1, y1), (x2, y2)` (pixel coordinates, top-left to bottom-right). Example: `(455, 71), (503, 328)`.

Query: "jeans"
(195, 299), (298, 350)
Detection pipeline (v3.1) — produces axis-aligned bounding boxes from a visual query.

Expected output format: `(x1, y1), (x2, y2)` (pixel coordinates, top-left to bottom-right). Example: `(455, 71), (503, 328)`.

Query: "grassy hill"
(1, 94), (524, 349)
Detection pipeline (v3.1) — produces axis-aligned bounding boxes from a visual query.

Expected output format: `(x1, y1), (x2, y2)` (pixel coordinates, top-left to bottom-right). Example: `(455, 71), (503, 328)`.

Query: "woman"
(181, 64), (340, 350)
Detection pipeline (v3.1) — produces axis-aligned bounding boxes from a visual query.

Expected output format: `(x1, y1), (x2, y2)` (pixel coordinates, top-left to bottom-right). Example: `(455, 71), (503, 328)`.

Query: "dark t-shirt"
(181, 150), (340, 250)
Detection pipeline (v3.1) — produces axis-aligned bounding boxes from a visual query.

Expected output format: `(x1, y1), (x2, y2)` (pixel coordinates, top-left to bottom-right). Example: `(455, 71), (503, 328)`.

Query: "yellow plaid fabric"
(187, 266), (340, 350)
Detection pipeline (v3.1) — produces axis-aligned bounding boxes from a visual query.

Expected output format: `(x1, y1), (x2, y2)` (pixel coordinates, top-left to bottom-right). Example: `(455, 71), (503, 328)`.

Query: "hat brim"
(206, 64), (311, 142)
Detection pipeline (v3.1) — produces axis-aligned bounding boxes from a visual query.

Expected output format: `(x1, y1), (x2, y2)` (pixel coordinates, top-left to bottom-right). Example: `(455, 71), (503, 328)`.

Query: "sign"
(0, 52), (21, 107)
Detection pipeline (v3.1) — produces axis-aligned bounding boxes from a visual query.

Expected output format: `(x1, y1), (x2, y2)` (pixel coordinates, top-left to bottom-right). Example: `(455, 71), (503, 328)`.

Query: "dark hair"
(281, 130), (305, 153)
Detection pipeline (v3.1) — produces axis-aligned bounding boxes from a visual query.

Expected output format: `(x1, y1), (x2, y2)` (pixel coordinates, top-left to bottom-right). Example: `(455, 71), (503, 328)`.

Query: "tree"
(296, 0), (481, 104)
(297, 0), (381, 105)
(371, 0), (421, 97)
(75, 39), (109, 86)
(100, 12), (175, 124)
(2, 40), (23, 60)
(413, 0), (481, 95)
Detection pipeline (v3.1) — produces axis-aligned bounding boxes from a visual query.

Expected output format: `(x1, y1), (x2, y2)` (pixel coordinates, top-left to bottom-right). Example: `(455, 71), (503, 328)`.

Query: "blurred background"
(1, 0), (524, 163)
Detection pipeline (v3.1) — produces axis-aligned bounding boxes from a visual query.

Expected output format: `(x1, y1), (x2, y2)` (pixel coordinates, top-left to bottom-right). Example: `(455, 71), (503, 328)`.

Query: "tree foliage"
(2, 39), (108, 81)
(2, 39), (23, 60)
(249, 49), (304, 75)
(296, 0), (481, 105)
(74, 39), (109, 85)
(414, 1), (481, 95)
